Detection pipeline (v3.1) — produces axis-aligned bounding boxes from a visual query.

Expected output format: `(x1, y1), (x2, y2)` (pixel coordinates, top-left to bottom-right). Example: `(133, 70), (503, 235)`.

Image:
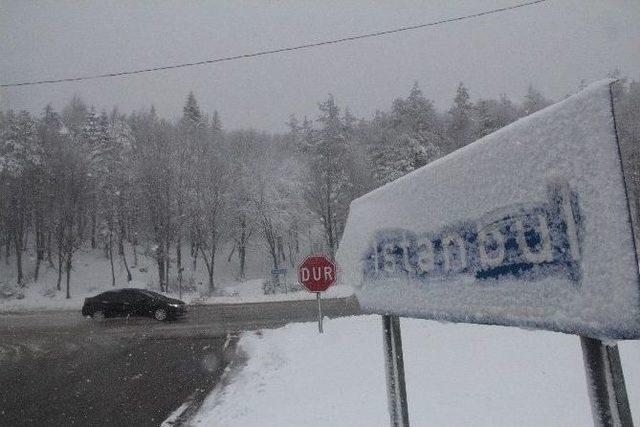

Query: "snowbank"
(193, 281), (354, 305)
(0, 250), (353, 313)
(191, 315), (640, 427)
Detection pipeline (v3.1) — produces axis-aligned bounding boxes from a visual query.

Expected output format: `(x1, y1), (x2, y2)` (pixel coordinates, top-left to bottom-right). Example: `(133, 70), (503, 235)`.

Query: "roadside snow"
(191, 315), (640, 427)
(193, 281), (354, 305)
(161, 401), (191, 427)
(0, 249), (353, 313)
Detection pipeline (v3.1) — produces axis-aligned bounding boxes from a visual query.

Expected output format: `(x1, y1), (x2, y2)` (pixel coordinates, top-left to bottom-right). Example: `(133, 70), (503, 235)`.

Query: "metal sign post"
(297, 254), (336, 335)
(580, 336), (633, 427)
(316, 292), (323, 334)
(382, 315), (409, 427)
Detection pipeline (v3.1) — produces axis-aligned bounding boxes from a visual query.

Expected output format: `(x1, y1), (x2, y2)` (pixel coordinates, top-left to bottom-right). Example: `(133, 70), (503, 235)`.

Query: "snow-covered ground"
(196, 280), (353, 305)
(0, 247), (353, 312)
(191, 315), (640, 427)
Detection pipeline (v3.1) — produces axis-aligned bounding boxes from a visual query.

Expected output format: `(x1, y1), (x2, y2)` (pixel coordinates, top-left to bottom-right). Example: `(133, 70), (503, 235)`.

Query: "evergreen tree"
(474, 94), (521, 139)
(390, 82), (445, 167)
(183, 91), (203, 127)
(447, 82), (474, 152)
(299, 95), (353, 259)
(522, 85), (551, 116)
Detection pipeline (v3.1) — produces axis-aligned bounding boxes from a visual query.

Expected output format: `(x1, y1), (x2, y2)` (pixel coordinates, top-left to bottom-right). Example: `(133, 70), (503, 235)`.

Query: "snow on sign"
(336, 80), (640, 340)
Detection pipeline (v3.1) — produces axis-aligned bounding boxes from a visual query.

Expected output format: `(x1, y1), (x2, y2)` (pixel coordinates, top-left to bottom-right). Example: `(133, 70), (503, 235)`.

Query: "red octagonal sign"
(298, 255), (336, 293)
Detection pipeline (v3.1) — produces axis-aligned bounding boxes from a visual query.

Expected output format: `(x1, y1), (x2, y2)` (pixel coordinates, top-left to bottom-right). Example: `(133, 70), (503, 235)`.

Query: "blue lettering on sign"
(362, 180), (583, 284)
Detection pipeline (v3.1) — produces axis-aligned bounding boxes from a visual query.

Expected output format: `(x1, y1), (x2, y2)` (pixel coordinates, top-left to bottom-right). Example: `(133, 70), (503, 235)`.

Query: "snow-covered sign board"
(337, 80), (640, 340)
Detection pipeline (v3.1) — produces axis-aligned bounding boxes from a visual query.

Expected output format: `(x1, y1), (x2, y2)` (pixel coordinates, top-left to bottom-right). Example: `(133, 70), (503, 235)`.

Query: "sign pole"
(580, 336), (633, 427)
(382, 315), (410, 427)
(316, 292), (323, 334)
(298, 254), (335, 333)
(284, 270), (288, 294)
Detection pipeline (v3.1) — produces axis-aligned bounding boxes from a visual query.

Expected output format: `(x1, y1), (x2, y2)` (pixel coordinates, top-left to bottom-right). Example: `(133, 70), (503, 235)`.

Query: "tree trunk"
(108, 232), (116, 287)
(287, 240), (294, 268)
(34, 255), (41, 283)
(238, 217), (247, 280)
(90, 210), (97, 249)
(22, 228), (28, 252)
(121, 243), (132, 282)
(65, 255), (72, 299)
(14, 231), (23, 286)
(46, 229), (54, 267)
(239, 245), (246, 280)
(132, 233), (138, 268)
(208, 242), (216, 294)
(157, 256), (165, 292)
(56, 239), (63, 291)
(176, 238), (182, 291)
(165, 254), (170, 291)
(34, 226), (45, 282)
(192, 244), (198, 273)
(208, 266), (214, 293)
(5, 238), (10, 265)
(118, 221), (125, 255)
(326, 200), (335, 260)
(277, 236), (286, 265)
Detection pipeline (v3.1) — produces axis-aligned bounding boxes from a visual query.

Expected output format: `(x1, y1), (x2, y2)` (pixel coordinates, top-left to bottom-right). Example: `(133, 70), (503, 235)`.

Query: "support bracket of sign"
(575, 81), (637, 427)
(580, 337), (633, 427)
(382, 315), (410, 427)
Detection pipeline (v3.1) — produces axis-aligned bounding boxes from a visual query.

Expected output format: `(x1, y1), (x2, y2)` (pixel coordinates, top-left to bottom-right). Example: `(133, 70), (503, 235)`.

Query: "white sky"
(1, 0), (639, 131)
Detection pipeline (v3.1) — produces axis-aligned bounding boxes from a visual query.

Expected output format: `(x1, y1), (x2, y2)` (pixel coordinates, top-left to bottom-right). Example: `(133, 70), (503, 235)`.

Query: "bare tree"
(193, 134), (229, 294)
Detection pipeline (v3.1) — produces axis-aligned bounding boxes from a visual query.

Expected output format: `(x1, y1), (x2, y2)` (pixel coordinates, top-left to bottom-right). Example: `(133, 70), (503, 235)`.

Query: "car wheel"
(92, 310), (105, 320)
(154, 308), (168, 321)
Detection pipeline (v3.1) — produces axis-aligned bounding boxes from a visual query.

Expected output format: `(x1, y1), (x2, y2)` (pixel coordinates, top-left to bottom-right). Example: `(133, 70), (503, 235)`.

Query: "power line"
(1, 0), (547, 88)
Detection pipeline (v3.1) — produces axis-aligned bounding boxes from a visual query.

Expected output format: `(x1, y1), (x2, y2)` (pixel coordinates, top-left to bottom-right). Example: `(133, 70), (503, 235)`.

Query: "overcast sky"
(1, 0), (639, 131)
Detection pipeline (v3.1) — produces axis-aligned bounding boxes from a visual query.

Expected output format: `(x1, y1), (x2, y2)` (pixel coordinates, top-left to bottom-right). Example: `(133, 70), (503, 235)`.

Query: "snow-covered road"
(0, 298), (360, 426)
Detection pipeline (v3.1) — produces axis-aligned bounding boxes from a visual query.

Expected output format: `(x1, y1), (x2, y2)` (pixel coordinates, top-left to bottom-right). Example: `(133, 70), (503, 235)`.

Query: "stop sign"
(298, 255), (336, 293)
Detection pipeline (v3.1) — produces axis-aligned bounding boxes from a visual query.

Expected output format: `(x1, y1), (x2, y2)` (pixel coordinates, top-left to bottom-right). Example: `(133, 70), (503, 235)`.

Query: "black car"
(82, 288), (186, 321)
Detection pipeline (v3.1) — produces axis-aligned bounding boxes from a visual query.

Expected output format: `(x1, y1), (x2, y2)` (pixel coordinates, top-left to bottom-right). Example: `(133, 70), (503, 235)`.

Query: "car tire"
(154, 308), (168, 321)
(92, 310), (105, 320)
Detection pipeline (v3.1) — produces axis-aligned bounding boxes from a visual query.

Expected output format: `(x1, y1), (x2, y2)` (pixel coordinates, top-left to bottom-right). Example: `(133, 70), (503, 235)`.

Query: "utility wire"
(1, 0), (547, 88)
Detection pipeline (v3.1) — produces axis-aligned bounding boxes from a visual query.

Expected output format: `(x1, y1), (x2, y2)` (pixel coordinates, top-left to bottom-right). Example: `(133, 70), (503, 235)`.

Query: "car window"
(140, 290), (171, 302)
(96, 291), (118, 302)
(126, 291), (150, 302)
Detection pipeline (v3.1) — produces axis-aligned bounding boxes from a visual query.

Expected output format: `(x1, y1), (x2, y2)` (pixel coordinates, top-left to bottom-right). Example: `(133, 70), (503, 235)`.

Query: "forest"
(1, 75), (638, 298)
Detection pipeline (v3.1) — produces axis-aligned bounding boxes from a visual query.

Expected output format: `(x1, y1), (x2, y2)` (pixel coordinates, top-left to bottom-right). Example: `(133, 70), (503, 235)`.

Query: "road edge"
(161, 332), (242, 427)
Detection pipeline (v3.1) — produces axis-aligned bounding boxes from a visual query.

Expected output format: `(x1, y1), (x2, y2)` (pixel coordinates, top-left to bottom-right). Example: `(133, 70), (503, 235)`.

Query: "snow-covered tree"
(474, 94), (521, 139)
(298, 95), (354, 259)
(1, 110), (42, 285)
(390, 82), (447, 162)
(522, 85), (551, 116)
(447, 82), (474, 152)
